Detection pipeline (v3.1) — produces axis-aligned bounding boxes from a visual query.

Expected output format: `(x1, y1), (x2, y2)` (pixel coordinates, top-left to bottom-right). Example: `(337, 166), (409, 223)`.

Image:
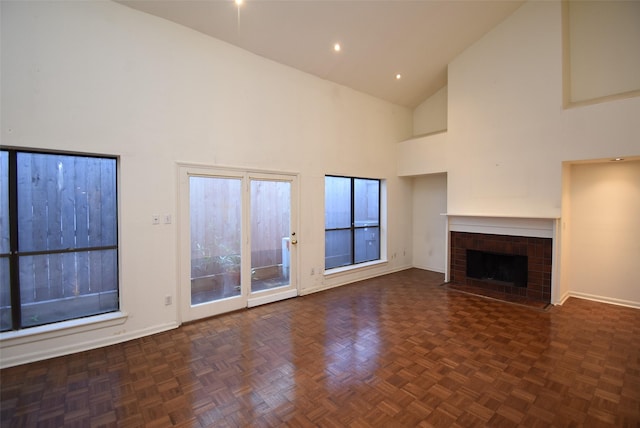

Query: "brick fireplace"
(450, 232), (552, 303)
(445, 215), (559, 305)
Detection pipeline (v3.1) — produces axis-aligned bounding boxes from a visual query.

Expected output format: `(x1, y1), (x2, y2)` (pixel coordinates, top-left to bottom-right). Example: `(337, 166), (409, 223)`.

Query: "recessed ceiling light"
(235, 0), (243, 5)
(395, 74), (402, 80)
(333, 43), (341, 52)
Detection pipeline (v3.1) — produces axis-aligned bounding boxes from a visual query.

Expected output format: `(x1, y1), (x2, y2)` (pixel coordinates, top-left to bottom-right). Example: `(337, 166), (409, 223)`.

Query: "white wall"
(0, 0), (413, 367)
(399, 1), (640, 305)
(412, 174), (447, 272)
(413, 86), (447, 136)
(566, 160), (640, 306)
(568, 0), (640, 103)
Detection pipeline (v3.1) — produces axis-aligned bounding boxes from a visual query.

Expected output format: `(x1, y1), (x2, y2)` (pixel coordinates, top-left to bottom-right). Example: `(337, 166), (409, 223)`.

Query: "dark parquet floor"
(1, 268), (639, 427)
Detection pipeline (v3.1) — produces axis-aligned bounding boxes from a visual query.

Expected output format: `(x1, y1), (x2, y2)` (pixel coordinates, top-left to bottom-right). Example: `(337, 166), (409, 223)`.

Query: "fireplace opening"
(466, 249), (528, 287)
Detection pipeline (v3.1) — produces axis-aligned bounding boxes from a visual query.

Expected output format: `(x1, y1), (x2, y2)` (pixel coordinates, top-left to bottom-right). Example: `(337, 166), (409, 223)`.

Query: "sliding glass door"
(179, 166), (297, 322)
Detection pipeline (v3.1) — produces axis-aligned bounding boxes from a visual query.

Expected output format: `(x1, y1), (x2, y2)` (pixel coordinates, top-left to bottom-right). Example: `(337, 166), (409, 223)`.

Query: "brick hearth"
(450, 231), (552, 303)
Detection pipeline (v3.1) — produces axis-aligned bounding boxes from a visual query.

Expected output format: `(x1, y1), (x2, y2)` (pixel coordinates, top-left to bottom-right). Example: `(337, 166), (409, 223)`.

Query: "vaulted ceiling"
(117, 0), (524, 108)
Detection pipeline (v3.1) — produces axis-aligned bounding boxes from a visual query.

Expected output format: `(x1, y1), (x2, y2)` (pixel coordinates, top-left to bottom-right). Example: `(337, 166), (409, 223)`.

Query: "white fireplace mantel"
(443, 214), (562, 304)
(443, 213), (559, 239)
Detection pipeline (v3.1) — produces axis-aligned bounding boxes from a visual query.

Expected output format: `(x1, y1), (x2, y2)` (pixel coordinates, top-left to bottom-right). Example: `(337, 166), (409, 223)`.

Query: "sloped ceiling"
(117, 0), (524, 108)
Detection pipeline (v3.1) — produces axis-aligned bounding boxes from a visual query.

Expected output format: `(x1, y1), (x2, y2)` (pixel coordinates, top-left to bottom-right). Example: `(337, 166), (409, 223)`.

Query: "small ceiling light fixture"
(235, 0), (243, 5)
(333, 43), (341, 52)
(612, 157), (625, 161)
(395, 74), (402, 80)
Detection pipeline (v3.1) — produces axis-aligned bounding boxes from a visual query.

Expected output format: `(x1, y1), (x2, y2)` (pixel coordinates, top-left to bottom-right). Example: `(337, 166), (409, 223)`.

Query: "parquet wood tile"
(2, 268), (640, 427)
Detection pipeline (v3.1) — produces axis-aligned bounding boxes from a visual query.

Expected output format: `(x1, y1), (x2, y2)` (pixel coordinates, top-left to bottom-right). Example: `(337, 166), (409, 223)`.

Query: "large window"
(0, 149), (118, 332)
(325, 175), (380, 269)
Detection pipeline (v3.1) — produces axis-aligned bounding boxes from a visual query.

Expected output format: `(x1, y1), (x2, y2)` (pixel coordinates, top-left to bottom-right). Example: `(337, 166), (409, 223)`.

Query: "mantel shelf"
(442, 213), (560, 220)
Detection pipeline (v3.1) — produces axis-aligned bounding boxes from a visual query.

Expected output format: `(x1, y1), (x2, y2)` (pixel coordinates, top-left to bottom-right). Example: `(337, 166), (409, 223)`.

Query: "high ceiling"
(117, 0), (524, 108)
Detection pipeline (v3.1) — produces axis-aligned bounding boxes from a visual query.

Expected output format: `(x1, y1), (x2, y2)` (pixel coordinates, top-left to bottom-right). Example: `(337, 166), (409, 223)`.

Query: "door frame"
(177, 163), (299, 323)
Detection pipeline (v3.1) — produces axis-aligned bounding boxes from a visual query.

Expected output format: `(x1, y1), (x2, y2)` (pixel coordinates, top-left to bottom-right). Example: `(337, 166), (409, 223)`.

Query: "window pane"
(355, 227), (380, 264)
(17, 153), (117, 252)
(325, 229), (352, 269)
(0, 151), (9, 331)
(0, 258), (10, 331)
(20, 249), (118, 327)
(190, 176), (242, 304)
(1, 150), (8, 255)
(354, 179), (379, 227)
(251, 180), (291, 292)
(325, 176), (351, 229)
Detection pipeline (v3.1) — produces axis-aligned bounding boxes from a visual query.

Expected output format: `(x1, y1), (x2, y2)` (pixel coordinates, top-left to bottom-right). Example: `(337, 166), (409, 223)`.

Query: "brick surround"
(450, 231), (552, 303)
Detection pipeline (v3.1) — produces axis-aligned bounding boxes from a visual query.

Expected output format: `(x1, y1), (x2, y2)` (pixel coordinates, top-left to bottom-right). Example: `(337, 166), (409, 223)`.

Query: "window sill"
(324, 259), (388, 277)
(0, 311), (128, 348)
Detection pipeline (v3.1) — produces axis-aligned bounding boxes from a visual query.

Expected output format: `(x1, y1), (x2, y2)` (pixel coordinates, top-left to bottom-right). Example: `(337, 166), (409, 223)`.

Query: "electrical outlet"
(165, 295), (172, 306)
(164, 214), (172, 224)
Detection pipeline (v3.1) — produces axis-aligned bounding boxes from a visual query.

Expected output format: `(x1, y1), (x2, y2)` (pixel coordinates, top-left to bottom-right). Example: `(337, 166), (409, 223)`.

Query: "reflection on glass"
(325, 176), (351, 229)
(325, 176), (380, 268)
(354, 227), (380, 264)
(250, 180), (291, 293)
(325, 229), (352, 269)
(190, 176), (242, 305)
(354, 179), (379, 227)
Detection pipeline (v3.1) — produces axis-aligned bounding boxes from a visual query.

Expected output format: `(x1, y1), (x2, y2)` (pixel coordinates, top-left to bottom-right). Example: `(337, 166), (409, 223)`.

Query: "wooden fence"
(189, 177), (291, 279)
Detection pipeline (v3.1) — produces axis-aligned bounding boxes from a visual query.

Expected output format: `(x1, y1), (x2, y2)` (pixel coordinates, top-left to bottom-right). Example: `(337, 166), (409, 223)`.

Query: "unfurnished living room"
(1, 0), (639, 426)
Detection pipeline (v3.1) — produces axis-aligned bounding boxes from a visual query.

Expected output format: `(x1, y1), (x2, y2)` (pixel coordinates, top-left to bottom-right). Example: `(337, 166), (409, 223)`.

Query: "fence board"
(60, 157), (77, 249)
(32, 255), (51, 303)
(30, 155), (49, 252)
(18, 256), (35, 304)
(87, 157), (103, 246)
(75, 158), (89, 248)
(17, 153), (35, 252)
(61, 252), (76, 298)
(88, 250), (102, 294)
(100, 249), (117, 299)
(47, 254), (64, 300)
(76, 252), (90, 296)
(100, 159), (117, 246)
(46, 155), (63, 251)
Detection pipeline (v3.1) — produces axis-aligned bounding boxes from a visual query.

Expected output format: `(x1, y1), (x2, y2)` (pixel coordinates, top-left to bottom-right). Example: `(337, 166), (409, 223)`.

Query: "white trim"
(412, 263), (446, 274)
(0, 319), (180, 369)
(176, 161), (299, 178)
(568, 292), (640, 310)
(302, 265), (411, 296)
(324, 259), (388, 277)
(445, 214), (557, 238)
(558, 291), (571, 305)
(247, 289), (297, 308)
(0, 311), (128, 347)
